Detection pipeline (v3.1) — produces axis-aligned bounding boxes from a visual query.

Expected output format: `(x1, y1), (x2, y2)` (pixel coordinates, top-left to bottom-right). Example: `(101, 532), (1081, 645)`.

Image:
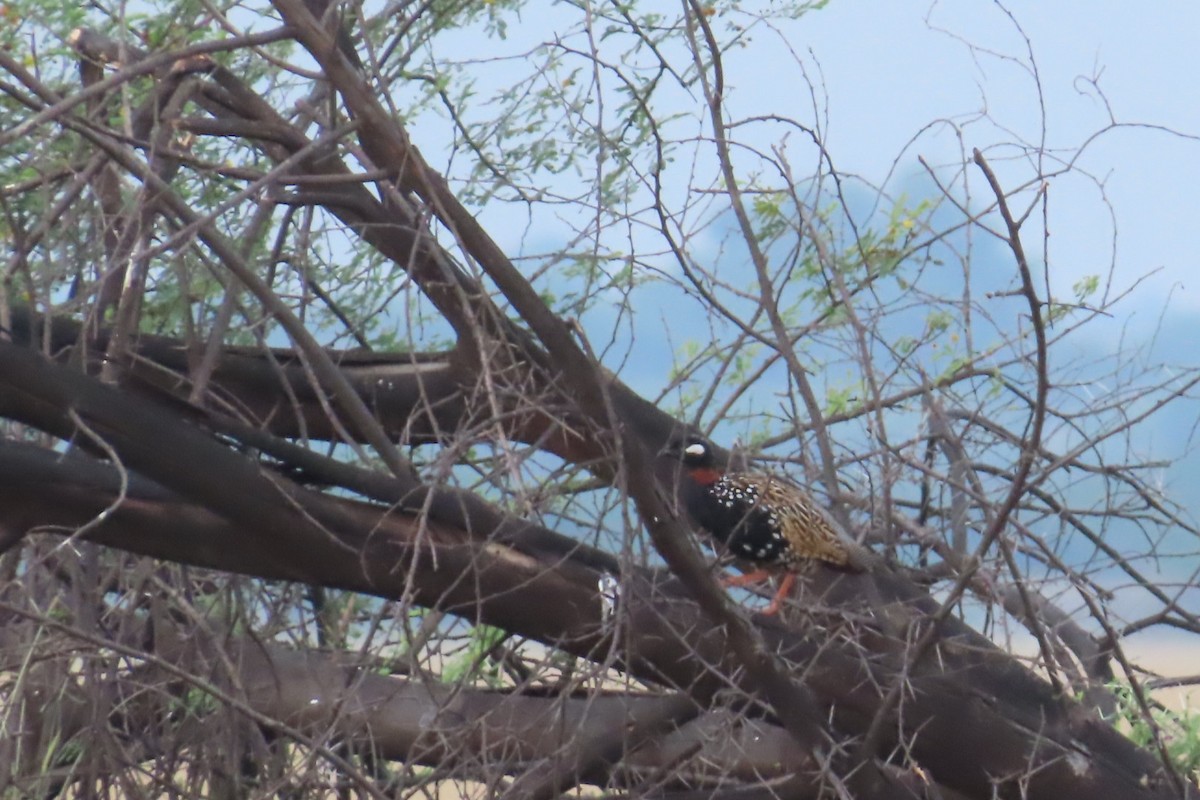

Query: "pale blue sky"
(441, 2), (1200, 328)
(778, 0), (1200, 313)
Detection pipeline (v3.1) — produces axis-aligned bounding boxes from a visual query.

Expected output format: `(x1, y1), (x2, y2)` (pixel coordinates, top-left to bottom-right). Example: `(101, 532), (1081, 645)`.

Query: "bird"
(661, 434), (863, 615)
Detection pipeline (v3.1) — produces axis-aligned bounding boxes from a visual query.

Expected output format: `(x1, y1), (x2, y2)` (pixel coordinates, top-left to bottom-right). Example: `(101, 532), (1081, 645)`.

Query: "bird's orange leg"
(720, 569), (773, 589)
(719, 570), (795, 615)
(762, 572), (796, 616)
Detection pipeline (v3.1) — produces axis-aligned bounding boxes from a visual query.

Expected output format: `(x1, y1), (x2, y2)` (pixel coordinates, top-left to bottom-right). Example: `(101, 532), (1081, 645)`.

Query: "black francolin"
(662, 434), (862, 614)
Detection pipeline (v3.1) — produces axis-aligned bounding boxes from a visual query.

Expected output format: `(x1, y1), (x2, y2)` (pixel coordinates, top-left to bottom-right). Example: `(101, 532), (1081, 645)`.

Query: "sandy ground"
(1123, 634), (1200, 712)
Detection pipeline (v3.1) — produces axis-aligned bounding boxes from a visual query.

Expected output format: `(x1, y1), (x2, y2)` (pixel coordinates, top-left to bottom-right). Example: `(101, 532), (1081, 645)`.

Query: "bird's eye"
(683, 443), (707, 458)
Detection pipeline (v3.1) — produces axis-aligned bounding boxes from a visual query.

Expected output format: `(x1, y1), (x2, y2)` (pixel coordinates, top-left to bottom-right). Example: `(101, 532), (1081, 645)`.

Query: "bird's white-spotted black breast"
(700, 476), (792, 564)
